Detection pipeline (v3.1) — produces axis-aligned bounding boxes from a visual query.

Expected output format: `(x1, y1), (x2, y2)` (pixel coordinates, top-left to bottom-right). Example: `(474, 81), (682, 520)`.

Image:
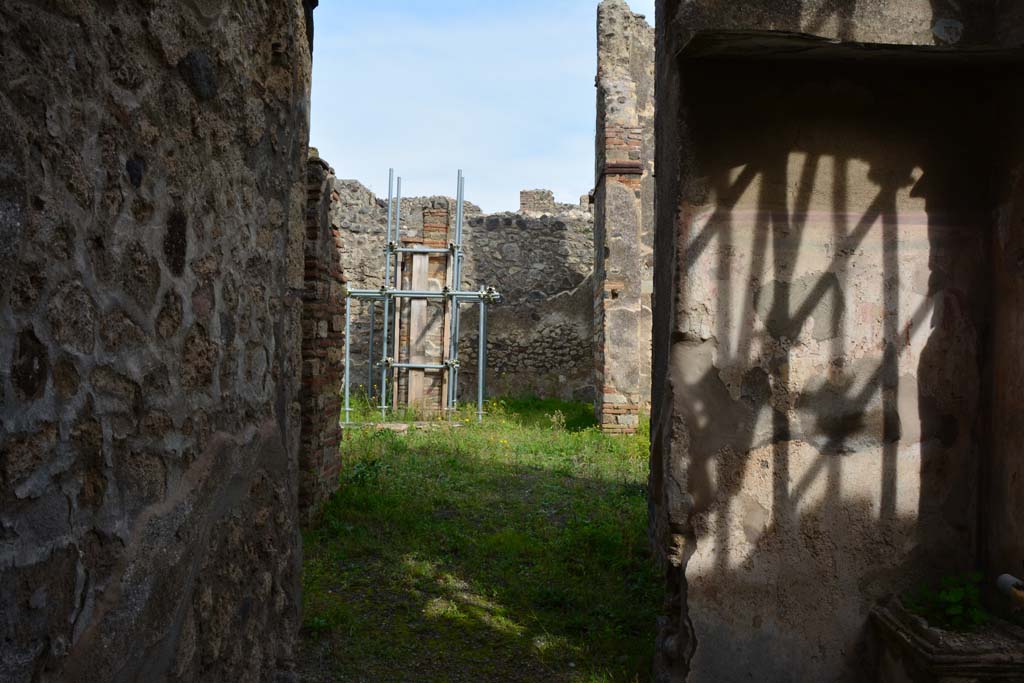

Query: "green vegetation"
(301, 397), (659, 682)
(904, 572), (991, 631)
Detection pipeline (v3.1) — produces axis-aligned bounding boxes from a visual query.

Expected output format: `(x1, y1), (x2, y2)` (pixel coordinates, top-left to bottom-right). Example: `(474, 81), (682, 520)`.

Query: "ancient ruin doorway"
(649, 31), (1024, 680)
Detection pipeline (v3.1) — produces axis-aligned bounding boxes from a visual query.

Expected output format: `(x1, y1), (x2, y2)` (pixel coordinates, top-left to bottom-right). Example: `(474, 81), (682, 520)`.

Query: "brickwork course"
(593, 0), (655, 434)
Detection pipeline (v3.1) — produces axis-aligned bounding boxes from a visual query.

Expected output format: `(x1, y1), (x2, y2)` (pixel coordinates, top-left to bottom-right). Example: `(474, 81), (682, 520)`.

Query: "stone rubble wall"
(519, 188), (590, 217)
(0, 1), (313, 680)
(593, 0), (656, 434)
(519, 189), (558, 215)
(330, 178), (595, 405)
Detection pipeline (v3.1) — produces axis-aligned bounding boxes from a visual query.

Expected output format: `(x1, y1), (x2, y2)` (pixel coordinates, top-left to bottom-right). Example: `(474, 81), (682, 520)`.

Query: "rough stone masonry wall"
(330, 178), (595, 404)
(649, 2), (1010, 681)
(593, 0), (655, 434)
(301, 154), (345, 519)
(519, 189), (589, 216)
(0, 2), (313, 681)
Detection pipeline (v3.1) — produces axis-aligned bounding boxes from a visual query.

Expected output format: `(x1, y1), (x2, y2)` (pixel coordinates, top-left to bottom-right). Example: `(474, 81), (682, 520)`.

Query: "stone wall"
(650, 1), (1018, 680)
(519, 189), (557, 215)
(300, 154), (345, 519)
(0, 1), (313, 680)
(519, 189), (588, 217)
(593, 0), (655, 434)
(330, 178), (595, 405)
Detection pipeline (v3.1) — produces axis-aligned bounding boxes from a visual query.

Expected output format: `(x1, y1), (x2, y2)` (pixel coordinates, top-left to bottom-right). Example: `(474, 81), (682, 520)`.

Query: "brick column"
(593, 0), (655, 434)
(299, 154), (346, 519)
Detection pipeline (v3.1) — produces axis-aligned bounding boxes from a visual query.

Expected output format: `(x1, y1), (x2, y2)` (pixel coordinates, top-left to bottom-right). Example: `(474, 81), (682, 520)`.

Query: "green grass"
(301, 397), (659, 683)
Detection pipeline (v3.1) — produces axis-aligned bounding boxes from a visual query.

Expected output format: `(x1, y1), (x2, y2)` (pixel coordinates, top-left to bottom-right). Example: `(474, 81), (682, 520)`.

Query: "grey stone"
(177, 50), (218, 101)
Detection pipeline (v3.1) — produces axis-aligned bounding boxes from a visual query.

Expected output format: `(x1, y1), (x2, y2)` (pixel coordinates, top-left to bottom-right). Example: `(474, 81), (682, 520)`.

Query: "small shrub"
(904, 572), (991, 631)
(346, 456), (389, 486)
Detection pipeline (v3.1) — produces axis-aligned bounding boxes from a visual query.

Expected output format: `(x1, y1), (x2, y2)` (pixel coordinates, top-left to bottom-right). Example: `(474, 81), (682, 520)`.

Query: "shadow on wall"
(652, 55), (1006, 680)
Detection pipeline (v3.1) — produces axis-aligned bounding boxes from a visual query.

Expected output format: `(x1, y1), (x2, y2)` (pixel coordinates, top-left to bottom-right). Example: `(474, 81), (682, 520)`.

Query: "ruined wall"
(593, 0), (655, 434)
(519, 189), (558, 215)
(519, 189), (589, 216)
(300, 154), (344, 519)
(330, 179), (595, 404)
(650, 2), (1009, 680)
(0, 1), (313, 680)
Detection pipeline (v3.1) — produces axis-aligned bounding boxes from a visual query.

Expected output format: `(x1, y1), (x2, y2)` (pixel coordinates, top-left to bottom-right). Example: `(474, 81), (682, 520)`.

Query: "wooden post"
(407, 253), (429, 408)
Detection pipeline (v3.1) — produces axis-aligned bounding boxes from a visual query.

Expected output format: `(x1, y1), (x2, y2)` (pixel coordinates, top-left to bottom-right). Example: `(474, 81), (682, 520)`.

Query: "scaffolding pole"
(476, 298), (487, 423)
(391, 362), (447, 370)
(367, 301), (375, 401)
(343, 295), (351, 423)
(378, 172), (397, 419)
(393, 246), (451, 255)
(346, 288), (496, 300)
(449, 171), (466, 413)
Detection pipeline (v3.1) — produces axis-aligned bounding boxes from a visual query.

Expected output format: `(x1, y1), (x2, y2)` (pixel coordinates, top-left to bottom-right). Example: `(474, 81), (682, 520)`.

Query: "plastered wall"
(649, 0), (1012, 678)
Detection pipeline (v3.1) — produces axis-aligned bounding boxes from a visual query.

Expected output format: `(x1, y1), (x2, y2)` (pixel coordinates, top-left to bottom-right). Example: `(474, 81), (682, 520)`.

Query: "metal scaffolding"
(342, 169), (501, 423)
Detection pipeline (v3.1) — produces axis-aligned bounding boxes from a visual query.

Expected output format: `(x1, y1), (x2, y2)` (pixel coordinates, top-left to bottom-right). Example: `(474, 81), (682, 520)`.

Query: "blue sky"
(310, 1), (654, 213)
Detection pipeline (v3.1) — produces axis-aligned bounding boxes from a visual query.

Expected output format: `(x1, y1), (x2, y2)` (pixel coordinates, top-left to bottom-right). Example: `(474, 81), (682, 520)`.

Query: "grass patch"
(301, 397), (659, 682)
